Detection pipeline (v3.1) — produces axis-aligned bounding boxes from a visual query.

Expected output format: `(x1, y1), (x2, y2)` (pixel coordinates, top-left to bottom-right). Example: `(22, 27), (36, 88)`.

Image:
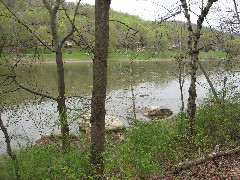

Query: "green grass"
(199, 50), (226, 60)
(23, 49), (229, 62)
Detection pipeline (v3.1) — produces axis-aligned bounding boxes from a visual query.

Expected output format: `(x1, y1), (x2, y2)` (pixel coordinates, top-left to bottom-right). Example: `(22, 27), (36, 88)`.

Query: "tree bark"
(0, 43), (3, 57)
(0, 109), (20, 180)
(0, 25), (4, 57)
(181, 0), (218, 135)
(176, 56), (185, 111)
(90, 0), (111, 177)
(43, 0), (70, 153)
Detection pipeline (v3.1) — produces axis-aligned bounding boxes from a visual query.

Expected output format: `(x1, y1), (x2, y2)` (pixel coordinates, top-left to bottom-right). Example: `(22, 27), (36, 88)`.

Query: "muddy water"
(0, 60), (239, 153)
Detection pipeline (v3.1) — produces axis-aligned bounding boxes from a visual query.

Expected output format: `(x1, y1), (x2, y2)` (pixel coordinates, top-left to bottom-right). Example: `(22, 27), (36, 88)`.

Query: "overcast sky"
(68, 0), (237, 26)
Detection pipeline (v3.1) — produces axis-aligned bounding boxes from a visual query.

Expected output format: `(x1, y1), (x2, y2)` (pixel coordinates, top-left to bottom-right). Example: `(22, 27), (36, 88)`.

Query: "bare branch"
(14, 79), (57, 101)
(109, 19), (139, 34)
(62, 1), (93, 52)
(3, 71), (57, 101)
(233, 0), (240, 24)
(195, 0), (218, 43)
(60, 0), (81, 47)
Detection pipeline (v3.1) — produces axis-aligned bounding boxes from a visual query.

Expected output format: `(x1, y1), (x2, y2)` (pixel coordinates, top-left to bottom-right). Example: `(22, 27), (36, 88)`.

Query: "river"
(0, 60), (239, 153)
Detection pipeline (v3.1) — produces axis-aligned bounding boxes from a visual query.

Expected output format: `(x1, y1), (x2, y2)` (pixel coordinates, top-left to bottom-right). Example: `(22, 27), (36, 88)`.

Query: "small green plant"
(104, 120), (179, 178)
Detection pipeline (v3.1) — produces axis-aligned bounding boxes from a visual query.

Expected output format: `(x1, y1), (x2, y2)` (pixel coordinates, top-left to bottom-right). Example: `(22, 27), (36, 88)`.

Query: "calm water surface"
(0, 60), (239, 153)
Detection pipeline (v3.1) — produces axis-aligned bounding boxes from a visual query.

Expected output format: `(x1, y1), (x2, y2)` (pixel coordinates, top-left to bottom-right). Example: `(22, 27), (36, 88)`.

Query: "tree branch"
(14, 79), (58, 101)
(61, 1), (93, 52)
(7, 72), (57, 101)
(42, 0), (50, 11)
(195, 0), (218, 43)
(53, 0), (61, 13)
(233, 0), (240, 24)
(60, 0), (81, 47)
(174, 146), (240, 174)
(109, 19), (139, 34)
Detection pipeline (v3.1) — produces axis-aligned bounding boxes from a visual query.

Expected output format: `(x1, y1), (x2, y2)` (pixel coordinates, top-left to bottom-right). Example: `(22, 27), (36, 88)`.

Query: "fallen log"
(174, 146), (240, 174)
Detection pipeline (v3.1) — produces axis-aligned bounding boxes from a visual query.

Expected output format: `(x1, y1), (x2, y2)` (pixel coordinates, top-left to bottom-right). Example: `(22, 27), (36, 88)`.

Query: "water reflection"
(0, 60), (239, 153)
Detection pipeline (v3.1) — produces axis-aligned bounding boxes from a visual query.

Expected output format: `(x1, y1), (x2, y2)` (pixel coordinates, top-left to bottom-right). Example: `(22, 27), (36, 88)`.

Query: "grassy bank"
(22, 50), (228, 62)
(0, 99), (239, 179)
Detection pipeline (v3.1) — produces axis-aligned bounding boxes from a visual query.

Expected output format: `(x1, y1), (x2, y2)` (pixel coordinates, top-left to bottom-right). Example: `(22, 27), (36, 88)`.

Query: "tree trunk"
(181, 0), (218, 135)
(0, 43), (3, 57)
(198, 60), (220, 102)
(130, 59), (137, 123)
(56, 48), (69, 153)
(176, 56), (185, 111)
(0, 109), (20, 180)
(90, 0), (111, 177)
(0, 25), (4, 57)
(43, 0), (70, 153)
(187, 53), (198, 135)
(52, 17), (69, 154)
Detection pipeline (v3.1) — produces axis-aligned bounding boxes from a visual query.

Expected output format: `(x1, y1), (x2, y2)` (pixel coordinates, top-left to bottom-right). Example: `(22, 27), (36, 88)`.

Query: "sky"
(68, 0), (237, 27)
(70, 0), (182, 21)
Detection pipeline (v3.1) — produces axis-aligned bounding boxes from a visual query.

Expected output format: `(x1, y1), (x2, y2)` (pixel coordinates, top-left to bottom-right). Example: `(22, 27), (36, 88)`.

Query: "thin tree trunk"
(0, 43), (3, 57)
(181, 0), (218, 135)
(43, 0), (70, 153)
(177, 56), (185, 111)
(52, 15), (69, 154)
(187, 53), (198, 135)
(0, 25), (4, 57)
(198, 60), (220, 102)
(130, 59), (137, 122)
(90, 0), (111, 177)
(233, 0), (240, 24)
(0, 109), (20, 180)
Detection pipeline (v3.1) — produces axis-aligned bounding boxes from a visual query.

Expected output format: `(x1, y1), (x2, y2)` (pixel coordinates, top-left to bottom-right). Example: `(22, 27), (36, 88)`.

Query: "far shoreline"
(16, 58), (176, 64)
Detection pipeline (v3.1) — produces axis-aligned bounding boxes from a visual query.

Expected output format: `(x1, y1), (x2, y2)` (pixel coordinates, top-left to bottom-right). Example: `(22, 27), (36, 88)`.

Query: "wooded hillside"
(0, 0), (239, 57)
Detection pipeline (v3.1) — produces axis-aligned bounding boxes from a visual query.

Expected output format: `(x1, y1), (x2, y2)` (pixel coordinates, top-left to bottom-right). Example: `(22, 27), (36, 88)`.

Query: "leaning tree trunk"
(0, 109), (20, 180)
(90, 0), (111, 177)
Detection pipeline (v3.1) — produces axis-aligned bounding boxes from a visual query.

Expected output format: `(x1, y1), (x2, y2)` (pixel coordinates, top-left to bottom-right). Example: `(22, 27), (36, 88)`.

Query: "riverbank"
(1, 50), (228, 64)
(1, 100), (240, 179)
(20, 57), (176, 64)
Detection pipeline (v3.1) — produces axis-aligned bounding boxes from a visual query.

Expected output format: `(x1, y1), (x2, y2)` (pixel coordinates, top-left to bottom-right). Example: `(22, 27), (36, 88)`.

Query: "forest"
(0, 0), (240, 179)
